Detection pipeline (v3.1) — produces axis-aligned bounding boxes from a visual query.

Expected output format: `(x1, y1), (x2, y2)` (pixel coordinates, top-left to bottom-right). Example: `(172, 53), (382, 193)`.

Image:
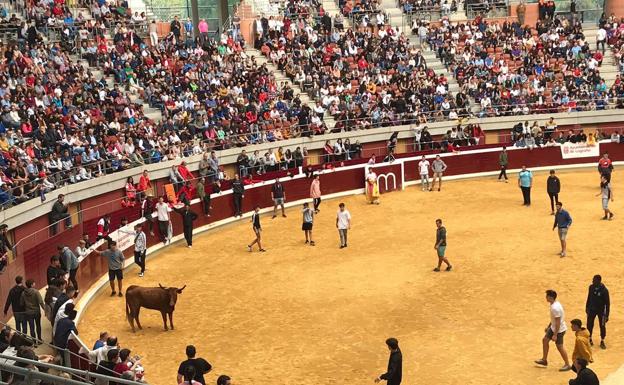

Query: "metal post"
(191, 0), (200, 36)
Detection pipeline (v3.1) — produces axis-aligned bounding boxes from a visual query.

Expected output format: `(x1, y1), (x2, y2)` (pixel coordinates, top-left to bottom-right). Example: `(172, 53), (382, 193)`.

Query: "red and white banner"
(560, 143), (600, 159)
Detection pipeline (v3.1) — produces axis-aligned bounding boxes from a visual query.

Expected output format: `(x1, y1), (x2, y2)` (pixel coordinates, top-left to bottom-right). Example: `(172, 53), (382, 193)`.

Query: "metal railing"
(0, 96), (623, 211)
(0, 354), (144, 385)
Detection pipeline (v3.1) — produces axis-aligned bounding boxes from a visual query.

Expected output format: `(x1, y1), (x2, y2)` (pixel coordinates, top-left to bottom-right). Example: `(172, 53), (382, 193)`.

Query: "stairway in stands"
(378, 0), (462, 97)
(583, 26), (619, 87)
(244, 47), (336, 128)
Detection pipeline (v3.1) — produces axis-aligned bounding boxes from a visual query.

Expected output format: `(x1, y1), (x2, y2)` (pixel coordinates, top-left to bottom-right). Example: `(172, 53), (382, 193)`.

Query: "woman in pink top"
(310, 174), (322, 213)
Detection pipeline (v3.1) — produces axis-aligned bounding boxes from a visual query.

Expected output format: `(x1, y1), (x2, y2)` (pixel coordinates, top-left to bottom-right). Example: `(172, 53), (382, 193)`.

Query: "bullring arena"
(3, 0), (624, 384)
(70, 148), (624, 385)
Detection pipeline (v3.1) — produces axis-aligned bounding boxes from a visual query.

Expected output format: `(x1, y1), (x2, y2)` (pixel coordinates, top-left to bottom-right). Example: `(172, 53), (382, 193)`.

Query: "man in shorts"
(535, 289), (571, 371)
(302, 202), (315, 246)
(596, 175), (614, 220)
(433, 219), (452, 272)
(552, 201), (572, 257)
(94, 241), (125, 297)
(248, 206), (266, 252)
(271, 178), (286, 219)
(430, 155), (448, 192)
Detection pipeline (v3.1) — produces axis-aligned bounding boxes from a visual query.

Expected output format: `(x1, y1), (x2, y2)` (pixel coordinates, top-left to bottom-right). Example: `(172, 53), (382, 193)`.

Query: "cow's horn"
(159, 283), (165, 289)
(178, 285), (187, 293)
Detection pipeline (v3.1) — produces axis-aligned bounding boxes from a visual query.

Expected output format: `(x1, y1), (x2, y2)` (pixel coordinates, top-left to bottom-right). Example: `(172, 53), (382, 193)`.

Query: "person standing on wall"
(430, 155), (448, 192)
(176, 203), (198, 248)
(271, 178), (287, 219)
(596, 175), (614, 220)
(597, 153), (613, 182)
(134, 224), (146, 278)
(553, 202), (572, 257)
(518, 165), (533, 206)
(498, 147), (508, 182)
(232, 174), (245, 218)
(534, 289), (572, 371)
(302, 202), (315, 246)
(433, 219), (452, 272)
(3, 276), (26, 333)
(374, 338), (402, 385)
(418, 155), (430, 191)
(585, 274), (610, 350)
(547, 170), (561, 215)
(155, 196), (171, 245)
(196, 177), (212, 217)
(58, 245), (79, 291)
(310, 174), (322, 213)
(94, 241), (125, 297)
(248, 206), (266, 252)
(336, 203), (351, 249)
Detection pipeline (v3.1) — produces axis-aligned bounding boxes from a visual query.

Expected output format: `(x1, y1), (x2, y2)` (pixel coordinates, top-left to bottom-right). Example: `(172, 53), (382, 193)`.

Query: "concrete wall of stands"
(2, 141), (624, 327)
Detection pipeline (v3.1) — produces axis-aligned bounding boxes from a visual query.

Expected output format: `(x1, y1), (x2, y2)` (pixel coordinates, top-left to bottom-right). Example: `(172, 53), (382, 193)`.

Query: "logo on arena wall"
(560, 143), (600, 159)
(377, 173), (397, 191)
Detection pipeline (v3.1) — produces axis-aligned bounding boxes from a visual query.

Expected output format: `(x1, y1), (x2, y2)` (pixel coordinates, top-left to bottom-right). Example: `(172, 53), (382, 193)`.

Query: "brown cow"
(125, 284), (186, 332)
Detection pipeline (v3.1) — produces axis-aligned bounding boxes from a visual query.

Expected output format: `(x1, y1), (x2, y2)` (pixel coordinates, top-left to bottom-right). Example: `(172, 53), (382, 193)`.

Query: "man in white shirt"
(418, 156), (430, 191)
(336, 203), (351, 249)
(155, 196), (171, 244)
(535, 289), (572, 371)
(134, 223), (147, 277)
(596, 27), (607, 53)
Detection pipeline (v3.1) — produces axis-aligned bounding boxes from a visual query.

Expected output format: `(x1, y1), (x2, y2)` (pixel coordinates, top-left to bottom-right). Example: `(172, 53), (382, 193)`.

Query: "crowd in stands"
(418, 14), (613, 117)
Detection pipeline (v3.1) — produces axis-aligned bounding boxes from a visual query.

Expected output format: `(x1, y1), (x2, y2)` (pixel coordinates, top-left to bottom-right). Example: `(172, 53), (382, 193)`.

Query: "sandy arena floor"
(78, 169), (624, 385)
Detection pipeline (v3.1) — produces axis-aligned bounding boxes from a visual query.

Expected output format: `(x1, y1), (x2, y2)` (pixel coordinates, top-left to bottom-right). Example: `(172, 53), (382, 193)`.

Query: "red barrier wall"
(2, 143), (624, 324)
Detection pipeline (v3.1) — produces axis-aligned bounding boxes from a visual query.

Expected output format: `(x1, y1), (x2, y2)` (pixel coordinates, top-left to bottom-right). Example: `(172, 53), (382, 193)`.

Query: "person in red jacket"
(136, 170), (152, 200)
(178, 161), (193, 181)
(177, 181), (195, 205)
(97, 214), (112, 244)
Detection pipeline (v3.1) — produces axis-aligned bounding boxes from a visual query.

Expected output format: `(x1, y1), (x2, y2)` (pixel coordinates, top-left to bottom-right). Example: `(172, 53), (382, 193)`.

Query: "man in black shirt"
(47, 255), (65, 286)
(175, 203), (198, 248)
(177, 345), (212, 385)
(585, 274), (610, 349)
(96, 349), (119, 378)
(231, 174), (244, 217)
(3, 276), (26, 333)
(375, 338), (402, 385)
(50, 194), (71, 235)
(568, 358), (599, 385)
(271, 178), (286, 219)
(547, 170), (561, 215)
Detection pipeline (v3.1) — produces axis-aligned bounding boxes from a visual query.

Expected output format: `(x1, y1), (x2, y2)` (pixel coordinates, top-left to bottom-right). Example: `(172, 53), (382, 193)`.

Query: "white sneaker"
(187, 245), (192, 248)
(139, 272), (144, 277)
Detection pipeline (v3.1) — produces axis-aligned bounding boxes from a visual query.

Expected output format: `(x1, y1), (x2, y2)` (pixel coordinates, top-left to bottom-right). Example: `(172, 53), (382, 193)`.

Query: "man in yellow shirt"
(570, 318), (593, 372)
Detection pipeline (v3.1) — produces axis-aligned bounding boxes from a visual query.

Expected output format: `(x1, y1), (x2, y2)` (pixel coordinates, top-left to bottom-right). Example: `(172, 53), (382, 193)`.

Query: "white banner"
(111, 225), (135, 251)
(560, 142), (600, 159)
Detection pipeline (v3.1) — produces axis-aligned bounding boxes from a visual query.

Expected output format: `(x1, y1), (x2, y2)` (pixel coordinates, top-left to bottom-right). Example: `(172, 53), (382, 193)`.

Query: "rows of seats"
(421, 15), (611, 117)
